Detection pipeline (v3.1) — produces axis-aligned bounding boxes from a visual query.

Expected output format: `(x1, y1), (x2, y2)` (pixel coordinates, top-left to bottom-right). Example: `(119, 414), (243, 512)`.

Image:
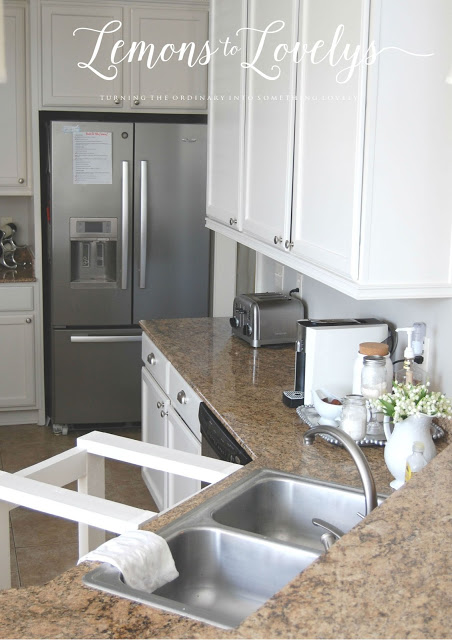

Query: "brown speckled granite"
(0, 317), (451, 639)
(0, 247), (35, 282)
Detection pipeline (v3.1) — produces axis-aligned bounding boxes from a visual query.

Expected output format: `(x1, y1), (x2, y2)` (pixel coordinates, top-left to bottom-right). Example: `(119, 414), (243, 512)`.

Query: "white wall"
(215, 245), (451, 396)
(251, 252), (452, 396)
(301, 276), (452, 397)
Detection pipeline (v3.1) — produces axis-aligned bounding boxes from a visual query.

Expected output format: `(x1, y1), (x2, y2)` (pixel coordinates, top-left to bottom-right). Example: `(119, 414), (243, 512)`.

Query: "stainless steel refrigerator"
(46, 120), (209, 429)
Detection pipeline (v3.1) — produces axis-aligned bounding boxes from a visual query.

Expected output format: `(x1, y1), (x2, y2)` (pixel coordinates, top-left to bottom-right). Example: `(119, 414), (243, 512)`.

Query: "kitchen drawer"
(169, 365), (201, 438)
(0, 286), (33, 312)
(141, 333), (169, 393)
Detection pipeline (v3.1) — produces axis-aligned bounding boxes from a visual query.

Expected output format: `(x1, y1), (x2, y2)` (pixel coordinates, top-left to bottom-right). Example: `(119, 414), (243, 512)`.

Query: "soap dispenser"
(394, 327), (428, 386)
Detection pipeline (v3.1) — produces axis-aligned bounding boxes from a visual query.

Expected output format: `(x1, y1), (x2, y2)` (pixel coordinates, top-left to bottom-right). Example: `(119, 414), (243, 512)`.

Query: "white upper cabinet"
(291, 0), (368, 280)
(206, 0), (452, 299)
(0, 2), (31, 194)
(39, 0), (208, 112)
(206, 0), (247, 229)
(358, 0), (452, 296)
(41, 3), (124, 108)
(129, 6), (207, 110)
(242, 0), (298, 249)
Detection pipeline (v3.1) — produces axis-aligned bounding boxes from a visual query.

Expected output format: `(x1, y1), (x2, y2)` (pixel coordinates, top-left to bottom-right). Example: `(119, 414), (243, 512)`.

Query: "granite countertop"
(1, 317), (451, 639)
(0, 247), (35, 283)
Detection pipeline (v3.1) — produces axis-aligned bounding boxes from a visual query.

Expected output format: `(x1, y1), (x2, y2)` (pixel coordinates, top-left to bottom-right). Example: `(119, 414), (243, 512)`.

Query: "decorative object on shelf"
(297, 404), (444, 449)
(0, 223), (26, 269)
(372, 382), (452, 489)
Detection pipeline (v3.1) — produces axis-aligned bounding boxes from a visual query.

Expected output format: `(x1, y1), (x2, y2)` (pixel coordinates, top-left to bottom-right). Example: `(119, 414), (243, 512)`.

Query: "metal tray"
(296, 405), (445, 448)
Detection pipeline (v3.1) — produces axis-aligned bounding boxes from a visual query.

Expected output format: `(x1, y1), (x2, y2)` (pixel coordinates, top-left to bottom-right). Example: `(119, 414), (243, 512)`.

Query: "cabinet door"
(141, 367), (168, 511)
(241, 0), (299, 248)
(0, 315), (35, 407)
(291, 0), (369, 279)
(0, 4), (29, 193)
(129, 7), (208, 110)
(206, 0), (247, 229)
(359, 0), (452, 289)
(167, 407), (201, 508)
(41, 3), (124, 108)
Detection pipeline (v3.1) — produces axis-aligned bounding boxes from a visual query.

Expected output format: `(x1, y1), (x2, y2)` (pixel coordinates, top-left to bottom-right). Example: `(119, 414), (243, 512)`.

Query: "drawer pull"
(147, 353), (156, 365)
(177, 390), (188, 405)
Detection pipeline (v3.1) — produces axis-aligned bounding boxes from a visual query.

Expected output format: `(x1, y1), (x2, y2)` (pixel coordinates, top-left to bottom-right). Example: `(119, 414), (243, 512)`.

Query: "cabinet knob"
(229, 218), (237, 226)
(134, 99), (140, 105)
(157, 401), (163, 409)
(177, 390), (188, 405)
(18, 178), (25, 184)
(160, 410), (168, 418)
(147, 353), (156, 365)
(274, 236), (283, 245)
(285, 240), (294, 250)
(25, 317), (32, 324)
(114, 98), (121, 105)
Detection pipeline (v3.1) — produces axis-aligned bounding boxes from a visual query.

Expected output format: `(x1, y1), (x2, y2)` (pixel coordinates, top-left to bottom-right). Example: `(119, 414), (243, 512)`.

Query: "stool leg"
(0, 503), (12, 590)
(77, 454), (106, 557)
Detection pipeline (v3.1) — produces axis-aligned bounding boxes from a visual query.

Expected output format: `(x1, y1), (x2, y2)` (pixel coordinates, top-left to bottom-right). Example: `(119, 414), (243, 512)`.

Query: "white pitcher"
(383, 413), (436, 489)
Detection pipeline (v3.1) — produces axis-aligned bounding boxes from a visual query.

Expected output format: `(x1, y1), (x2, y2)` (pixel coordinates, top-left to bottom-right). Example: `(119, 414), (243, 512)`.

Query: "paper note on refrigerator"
(73, 131), (112, 185)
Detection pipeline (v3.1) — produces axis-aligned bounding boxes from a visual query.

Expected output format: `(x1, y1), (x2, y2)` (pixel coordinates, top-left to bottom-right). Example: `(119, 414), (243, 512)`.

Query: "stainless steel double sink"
(83, 468), (386, 629)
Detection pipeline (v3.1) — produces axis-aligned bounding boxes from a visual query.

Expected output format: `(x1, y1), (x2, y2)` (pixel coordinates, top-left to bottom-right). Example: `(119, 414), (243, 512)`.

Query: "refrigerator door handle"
(70, 336), (142, 343)
(121, 160), (129, 290)
(139, 160), (148, 289)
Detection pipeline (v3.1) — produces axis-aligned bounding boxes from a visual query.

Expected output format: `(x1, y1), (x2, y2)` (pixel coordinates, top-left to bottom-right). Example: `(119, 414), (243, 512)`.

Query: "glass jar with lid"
(340, 394), (367, 440)
(352, 342), (393, 395)
(361, 355), (386, 437)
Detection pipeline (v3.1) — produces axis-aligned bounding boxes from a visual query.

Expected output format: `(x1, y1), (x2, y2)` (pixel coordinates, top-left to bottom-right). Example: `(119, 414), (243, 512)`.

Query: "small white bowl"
(312, 389), (343, 425)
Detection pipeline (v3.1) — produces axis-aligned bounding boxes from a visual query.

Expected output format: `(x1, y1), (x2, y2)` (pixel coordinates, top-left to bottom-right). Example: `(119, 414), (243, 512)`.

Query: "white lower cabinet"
(141, 366), (168, 511)
(0, 285), (43, 425)
(141, 335), (202, 510)
(0, 314), (35, 408)
(167, 406), (201, 507)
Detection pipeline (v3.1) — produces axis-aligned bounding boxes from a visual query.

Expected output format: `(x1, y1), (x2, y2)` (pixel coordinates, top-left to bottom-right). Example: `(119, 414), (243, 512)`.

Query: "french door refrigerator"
(46, 120), (209, 429)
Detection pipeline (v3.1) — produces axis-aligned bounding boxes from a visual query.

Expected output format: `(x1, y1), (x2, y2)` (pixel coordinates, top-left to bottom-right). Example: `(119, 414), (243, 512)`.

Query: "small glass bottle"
(361, 355), (386, 437)
(340, 394), (367, 440)
(405, 441), (427, 482)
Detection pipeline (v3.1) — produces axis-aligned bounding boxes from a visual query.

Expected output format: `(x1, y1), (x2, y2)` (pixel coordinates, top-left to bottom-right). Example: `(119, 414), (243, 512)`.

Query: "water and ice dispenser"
(70, 218), (118, 286)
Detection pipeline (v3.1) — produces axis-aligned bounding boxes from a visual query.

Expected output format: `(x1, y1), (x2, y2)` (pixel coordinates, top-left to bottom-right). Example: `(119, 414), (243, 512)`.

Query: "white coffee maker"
(289, 318), (389, 406)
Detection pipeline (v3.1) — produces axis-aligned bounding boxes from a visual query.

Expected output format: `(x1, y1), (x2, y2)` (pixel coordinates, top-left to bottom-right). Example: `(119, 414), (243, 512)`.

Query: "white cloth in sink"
(78, 530), (179, 592)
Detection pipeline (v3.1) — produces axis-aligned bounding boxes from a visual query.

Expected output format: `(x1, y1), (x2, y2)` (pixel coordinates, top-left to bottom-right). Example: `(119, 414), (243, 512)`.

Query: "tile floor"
(0, 424), (157, 589)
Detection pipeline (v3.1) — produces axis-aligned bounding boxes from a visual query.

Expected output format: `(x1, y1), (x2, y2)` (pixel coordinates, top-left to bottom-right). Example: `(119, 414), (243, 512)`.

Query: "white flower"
(372, 381), (452, 422)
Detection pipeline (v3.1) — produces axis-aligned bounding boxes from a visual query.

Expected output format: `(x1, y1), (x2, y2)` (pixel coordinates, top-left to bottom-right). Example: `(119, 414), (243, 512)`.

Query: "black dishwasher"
(199, 403), (252, 465)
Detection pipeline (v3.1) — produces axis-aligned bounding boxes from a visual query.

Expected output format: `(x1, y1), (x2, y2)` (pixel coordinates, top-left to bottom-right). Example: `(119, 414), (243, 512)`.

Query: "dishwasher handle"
(70, 336), (142, 343)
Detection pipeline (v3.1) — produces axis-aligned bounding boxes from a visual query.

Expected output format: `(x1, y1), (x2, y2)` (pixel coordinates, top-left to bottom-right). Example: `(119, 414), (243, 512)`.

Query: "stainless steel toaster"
(230, 292), (305, 347)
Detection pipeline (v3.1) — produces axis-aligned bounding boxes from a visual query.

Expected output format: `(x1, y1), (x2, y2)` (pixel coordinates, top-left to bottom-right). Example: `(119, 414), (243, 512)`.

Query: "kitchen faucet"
(303, 426), (378, 550)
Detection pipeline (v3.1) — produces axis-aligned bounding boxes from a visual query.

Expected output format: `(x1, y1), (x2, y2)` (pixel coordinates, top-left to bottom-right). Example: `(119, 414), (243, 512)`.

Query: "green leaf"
(379, 399), (395, 417)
